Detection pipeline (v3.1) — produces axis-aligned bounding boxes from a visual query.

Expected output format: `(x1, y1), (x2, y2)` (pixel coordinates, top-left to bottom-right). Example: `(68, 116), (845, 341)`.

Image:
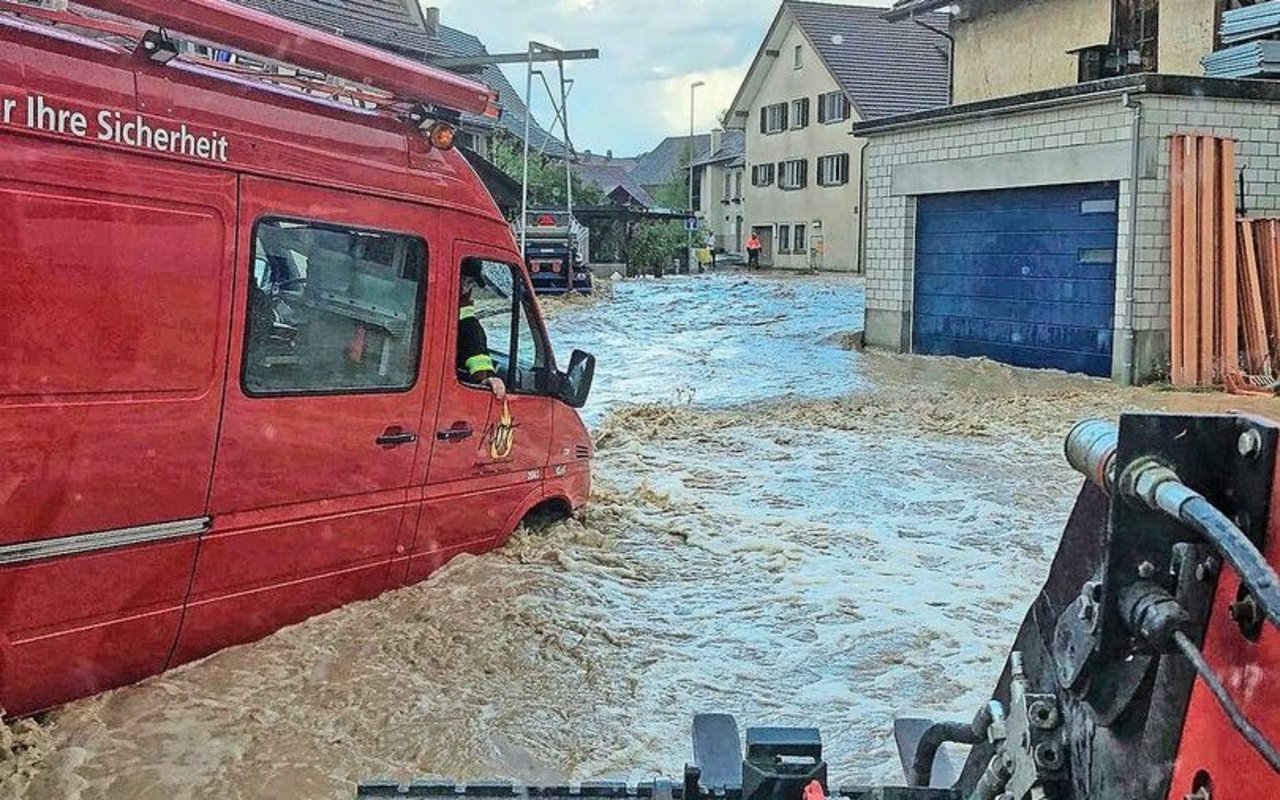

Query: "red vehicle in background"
(0, 0), (595, 716)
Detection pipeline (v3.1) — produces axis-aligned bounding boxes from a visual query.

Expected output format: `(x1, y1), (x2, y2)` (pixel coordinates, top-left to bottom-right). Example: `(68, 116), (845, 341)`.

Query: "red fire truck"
(0, 0), (595, 716)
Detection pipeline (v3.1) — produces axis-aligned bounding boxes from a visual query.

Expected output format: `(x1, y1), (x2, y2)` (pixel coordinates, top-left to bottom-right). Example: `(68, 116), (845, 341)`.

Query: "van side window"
(243, 217), (427, 396)
(457, 258), (548, 394)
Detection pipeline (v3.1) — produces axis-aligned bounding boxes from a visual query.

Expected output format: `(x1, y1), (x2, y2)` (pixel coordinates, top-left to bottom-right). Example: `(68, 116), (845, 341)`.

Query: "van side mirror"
(557, 349), (595, 409)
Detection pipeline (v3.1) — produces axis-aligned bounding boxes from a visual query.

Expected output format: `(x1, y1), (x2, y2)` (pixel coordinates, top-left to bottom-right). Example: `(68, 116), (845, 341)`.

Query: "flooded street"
(7, 273), (1279, 799)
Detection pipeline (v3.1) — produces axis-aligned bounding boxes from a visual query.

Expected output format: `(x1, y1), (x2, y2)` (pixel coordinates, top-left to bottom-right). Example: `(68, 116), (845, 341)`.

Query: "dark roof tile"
(695, 129), (746, 166)
(630, 134), (712, 188)
(787, 1), (950, 119)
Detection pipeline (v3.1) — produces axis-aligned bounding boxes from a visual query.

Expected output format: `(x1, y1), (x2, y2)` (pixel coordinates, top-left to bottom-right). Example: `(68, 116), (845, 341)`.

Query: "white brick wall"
(862, 90), (1280, 382)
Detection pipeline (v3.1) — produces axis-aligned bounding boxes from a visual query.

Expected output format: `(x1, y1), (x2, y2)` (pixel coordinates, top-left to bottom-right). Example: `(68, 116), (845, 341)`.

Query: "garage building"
(858, 75), (1280, 384)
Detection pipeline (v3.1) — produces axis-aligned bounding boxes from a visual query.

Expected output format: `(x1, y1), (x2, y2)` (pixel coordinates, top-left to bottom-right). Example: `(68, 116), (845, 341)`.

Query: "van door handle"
(376, 428), (418, 447)
(436, 423), (474, 442)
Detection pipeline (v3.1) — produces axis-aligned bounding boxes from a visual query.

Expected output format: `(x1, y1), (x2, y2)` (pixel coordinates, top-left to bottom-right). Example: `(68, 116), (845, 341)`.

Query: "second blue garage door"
(913, 182), (1119, 377)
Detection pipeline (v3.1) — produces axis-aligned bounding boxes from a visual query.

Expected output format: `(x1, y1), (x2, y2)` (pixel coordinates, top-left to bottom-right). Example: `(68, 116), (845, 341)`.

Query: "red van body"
(0, 2), (593, 716)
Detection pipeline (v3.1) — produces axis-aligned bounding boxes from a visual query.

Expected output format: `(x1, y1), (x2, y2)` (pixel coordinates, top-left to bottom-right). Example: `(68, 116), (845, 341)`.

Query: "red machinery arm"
(72, 0), (495, 115)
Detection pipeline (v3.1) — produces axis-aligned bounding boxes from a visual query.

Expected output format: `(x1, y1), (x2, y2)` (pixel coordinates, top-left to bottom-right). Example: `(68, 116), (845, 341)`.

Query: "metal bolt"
(1028, 700), (1060, 730)
(1138, 560), (1157, 579)
(1238, 429), (1263, 460)
(1195, 557), (1220, 582)
(1033, 741), (1064, 770)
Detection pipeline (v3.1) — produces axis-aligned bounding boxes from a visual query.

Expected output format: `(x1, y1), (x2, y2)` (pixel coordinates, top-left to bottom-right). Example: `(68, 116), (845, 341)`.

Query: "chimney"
(421, 5), (440, 36)
(710, 128), (723, 155)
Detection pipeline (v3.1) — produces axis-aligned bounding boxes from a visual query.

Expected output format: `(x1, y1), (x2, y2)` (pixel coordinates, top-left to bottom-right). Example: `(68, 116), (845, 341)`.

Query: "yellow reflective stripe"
(459, 305), (477, 320)
(465, 354), (495, 375)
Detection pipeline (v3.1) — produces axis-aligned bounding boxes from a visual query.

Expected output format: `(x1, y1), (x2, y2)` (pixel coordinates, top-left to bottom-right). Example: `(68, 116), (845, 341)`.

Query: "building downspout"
(1121, 91), (1143, 385)
(857, 138), (869, 274)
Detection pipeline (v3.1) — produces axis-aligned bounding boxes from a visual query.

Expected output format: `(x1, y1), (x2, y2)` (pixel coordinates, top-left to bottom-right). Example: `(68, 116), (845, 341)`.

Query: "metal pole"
(687, 81), (704, 273)
(520, 41), (534, 259)
(559, 61), (575, 289)
(687, 85), (694, 269)
(560, 59), (573, 217)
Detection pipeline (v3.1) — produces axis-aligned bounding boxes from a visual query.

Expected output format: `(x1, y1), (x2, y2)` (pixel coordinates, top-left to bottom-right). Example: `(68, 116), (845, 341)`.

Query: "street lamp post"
(688, 80), (705, 274)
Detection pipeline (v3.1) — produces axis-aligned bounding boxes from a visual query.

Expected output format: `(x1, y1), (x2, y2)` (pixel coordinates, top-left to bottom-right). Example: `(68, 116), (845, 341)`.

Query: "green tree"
(651, 151), (696, 211)
(489, 134), (604, 209)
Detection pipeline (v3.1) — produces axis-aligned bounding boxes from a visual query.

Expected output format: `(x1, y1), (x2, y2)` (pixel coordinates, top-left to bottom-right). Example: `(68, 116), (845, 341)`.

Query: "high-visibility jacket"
(457, 304), (496, 379)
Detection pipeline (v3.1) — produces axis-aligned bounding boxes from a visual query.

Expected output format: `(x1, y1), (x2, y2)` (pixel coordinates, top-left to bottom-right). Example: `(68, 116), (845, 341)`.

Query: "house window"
(817, 153), (850, 187)
(794, 224), (807, 254)
(752, 163), (776, 187)
(760, 102), (788, 134)
(794, 44), (803, 69)
(733, 170), (743, 200)
(790, 98), (810, 130)
(724, 172), (733, 201)
(777, 224), (791, 254)
(817, 91), (851, 124)
(778, 158), (808, 190)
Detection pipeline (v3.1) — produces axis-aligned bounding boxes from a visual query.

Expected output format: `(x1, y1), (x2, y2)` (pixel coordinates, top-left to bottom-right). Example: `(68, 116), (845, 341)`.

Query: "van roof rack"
(1, 0), (500, 121)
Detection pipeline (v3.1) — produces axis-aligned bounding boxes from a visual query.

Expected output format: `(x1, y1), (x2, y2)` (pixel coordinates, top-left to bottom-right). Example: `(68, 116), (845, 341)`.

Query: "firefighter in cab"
(458, 258), (507, 399)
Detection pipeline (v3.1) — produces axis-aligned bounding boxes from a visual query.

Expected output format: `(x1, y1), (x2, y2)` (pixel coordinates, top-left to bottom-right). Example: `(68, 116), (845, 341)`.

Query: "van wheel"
(521, 499), (572, 533)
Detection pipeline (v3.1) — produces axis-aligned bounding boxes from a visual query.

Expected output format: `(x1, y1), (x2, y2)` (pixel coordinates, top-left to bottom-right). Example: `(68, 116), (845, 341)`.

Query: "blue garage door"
(913, 182), (1119, 377)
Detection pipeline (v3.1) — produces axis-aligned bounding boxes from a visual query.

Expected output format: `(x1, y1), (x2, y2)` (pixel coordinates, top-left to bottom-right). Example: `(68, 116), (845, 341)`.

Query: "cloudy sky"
(428, 0), (892, 157)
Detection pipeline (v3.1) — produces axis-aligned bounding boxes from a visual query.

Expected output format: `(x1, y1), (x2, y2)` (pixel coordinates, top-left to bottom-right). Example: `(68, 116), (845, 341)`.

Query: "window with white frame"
(817, 91), (851, 124)
(779, 158), (807, 190)
(733, 170), (742, 200)
(817, 153), (850, 187)
(794, 44), (803, 69)
(790, 98), (810, 130)
(751, 163), (776, 187)
(794, 224), (807, 254)
(760, 103), (788, 134)
(723, 171), (732, 201)
(777, 224), (791, 254)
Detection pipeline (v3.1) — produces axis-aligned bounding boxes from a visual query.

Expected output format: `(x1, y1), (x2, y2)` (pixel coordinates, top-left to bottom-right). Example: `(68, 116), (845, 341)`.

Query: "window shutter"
(760, 110), (767, 134)
(799, 159), (808, 189)
(817, 95), (827, 124)
(840, 153), (850, 183)
(780, 103), (788, 131)
(801, 98), (810, 127)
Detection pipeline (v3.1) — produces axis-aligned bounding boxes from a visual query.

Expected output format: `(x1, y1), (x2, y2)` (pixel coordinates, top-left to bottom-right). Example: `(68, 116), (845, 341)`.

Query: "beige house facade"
(725, 2), (950, 271)
(939, 0), (1221, 104)
(695, 129), (747, 255)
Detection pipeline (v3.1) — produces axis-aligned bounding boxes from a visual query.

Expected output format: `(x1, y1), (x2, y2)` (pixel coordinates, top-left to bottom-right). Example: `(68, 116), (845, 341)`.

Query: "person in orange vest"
(746, 232), (762, 270)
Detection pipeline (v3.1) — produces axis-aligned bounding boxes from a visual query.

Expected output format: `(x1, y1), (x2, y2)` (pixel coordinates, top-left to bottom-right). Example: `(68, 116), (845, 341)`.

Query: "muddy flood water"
(6, 273), (1280, 799)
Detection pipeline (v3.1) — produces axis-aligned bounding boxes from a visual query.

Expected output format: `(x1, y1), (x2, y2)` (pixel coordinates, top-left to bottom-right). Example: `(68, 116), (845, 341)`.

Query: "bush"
(628, 221), (686, 276)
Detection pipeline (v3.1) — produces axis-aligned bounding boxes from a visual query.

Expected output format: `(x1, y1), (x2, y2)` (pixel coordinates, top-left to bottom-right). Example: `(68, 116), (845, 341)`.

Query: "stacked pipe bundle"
(1205, 1), (1280, 79)
(1236, 218), (1280, 381)
(1170, 135), (1238, 387)
(1222, 1), (1280, 44)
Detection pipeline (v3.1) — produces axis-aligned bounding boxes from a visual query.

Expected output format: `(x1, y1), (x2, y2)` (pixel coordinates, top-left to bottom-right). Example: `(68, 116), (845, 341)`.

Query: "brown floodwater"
(5, 274), (1278, 799)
